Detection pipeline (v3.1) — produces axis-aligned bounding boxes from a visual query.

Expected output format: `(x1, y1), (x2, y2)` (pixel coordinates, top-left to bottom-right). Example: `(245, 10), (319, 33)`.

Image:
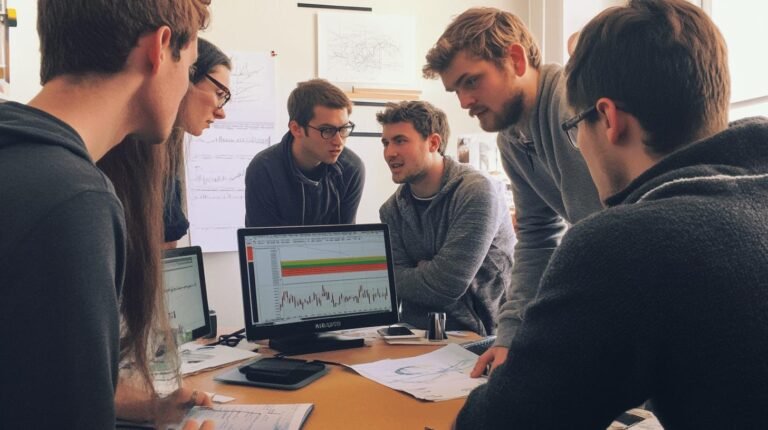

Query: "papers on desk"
(179, 404), (314, 430)
(348, 343), (487, 401)
(180, 344), (259, 376)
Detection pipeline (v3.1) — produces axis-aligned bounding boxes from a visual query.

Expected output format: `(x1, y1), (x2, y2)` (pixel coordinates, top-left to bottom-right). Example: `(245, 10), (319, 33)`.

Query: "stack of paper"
(179, 404), (314, 430)
(180, 344), (259, 376)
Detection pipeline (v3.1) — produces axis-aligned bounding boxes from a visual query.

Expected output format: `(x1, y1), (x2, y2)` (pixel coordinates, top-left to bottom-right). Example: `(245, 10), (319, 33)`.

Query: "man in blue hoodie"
(0, 1), (209, 428)
(245, 79), (365, 227)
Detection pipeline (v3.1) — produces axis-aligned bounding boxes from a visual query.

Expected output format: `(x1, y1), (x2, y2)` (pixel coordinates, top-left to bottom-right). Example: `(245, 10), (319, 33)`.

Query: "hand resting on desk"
(470, 346), (509, 378)
(116, 383), (213, 427)
(183, 419), (214, 430)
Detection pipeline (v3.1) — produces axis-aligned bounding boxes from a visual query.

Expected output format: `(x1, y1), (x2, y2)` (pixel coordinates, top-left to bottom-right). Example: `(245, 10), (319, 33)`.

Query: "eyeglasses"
(561, 105), (597, 149)
(216, 328), (245, 347)
(205, 73), (232, 109)
(305, 122), (356, 139)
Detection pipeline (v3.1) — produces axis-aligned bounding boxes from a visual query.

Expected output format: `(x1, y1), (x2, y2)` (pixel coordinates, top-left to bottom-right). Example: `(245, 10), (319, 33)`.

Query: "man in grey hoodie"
(378, 101), (515, 335)
(423, 7), (602, 373)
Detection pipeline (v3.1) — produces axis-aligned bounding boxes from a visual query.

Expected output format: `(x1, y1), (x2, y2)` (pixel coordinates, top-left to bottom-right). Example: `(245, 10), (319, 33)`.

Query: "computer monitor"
(162, 246), (212, 340)
(237, 224), (399, 354)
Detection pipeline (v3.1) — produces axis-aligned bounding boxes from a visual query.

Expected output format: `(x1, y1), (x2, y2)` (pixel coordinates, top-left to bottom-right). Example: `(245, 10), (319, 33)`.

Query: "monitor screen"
(237, 224), (399, 349)
(162, 246), (212, 340)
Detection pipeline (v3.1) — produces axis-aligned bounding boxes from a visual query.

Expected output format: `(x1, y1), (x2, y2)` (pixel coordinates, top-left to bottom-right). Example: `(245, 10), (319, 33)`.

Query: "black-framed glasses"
(561, 105), (597, 149)
(216, 328), (245, 347)
(305, 122), (355, 139)
(205, 73), (232, 109)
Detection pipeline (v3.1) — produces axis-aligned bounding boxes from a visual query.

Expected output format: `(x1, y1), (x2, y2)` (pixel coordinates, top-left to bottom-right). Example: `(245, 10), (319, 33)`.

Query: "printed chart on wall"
(317, 13), (416, 87)
(185, 51), (276, 252)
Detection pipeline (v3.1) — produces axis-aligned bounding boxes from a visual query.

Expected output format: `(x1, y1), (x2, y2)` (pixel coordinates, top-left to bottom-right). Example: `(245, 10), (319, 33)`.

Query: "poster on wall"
(185, 51), (277, 252)
(317, 13), (416, 88)
(710, 1), (768, 103)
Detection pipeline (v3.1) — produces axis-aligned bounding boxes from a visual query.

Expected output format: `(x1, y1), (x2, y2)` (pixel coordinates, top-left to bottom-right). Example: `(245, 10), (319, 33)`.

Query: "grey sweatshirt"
(380, 157), (515, 335)
(495, 64), (602, 346)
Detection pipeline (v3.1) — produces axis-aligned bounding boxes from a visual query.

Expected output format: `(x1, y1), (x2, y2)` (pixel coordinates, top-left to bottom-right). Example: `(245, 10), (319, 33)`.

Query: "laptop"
(162, 246), (212, 340)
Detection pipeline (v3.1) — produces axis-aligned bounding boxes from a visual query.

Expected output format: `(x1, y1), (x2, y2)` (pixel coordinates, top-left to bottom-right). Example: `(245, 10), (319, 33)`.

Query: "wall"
(5, 0), (527, 328)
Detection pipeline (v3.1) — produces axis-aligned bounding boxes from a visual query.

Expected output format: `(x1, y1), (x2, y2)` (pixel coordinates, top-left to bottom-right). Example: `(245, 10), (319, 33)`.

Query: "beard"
(478, 90), (525, 132)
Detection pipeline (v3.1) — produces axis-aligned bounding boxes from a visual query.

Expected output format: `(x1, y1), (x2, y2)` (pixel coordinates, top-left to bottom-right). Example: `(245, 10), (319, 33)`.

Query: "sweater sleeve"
(385, 178), (506, 308)
(494, 140), (568, 348)
(245, 157), (283, 227)
(1, 191), (124, 428)
(339, 156), (365, 224)
(456, 220), (653, 429)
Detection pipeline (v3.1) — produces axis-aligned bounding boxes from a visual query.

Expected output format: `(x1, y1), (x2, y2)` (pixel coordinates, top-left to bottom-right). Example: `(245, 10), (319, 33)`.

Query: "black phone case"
(215, 357), (329, 390)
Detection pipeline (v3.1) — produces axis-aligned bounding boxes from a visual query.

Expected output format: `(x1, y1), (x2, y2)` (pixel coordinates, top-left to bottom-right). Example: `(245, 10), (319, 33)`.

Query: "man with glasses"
(377, 101), (514, 335)
(245, 78), (364, 226)
(423, 8), (603, 375)
(455, 0), (768, 428)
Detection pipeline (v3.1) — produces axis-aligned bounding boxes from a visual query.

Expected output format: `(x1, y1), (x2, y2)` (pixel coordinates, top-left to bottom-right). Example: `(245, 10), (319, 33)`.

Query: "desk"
(185, 336), (477, 430)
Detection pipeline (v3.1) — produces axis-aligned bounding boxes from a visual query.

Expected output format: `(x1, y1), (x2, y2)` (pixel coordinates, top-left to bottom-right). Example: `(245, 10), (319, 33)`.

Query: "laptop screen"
(162, 246), (212, 340)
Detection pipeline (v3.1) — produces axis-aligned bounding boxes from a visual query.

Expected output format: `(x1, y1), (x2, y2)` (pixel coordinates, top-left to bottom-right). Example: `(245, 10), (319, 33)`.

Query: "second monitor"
(237, 224), (399, 354)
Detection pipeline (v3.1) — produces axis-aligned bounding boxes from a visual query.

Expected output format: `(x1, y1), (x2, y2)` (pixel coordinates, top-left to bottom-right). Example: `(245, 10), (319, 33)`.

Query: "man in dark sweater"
(457, 1), (768, 428)
(245, 79), (365, 227)
(0, 1), (208, 428)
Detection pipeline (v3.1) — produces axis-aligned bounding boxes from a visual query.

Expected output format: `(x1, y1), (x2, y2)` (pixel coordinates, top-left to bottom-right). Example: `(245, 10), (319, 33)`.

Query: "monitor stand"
(269, 333), (365, 355)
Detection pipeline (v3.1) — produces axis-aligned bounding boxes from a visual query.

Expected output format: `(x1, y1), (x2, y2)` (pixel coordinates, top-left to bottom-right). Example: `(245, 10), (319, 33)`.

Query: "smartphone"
(377, 326), (418, 338)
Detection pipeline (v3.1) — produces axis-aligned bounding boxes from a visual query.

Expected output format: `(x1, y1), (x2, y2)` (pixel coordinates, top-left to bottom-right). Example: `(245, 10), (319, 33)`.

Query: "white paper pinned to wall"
(317, 13), (416, 87)
(186, 51), (276, 252)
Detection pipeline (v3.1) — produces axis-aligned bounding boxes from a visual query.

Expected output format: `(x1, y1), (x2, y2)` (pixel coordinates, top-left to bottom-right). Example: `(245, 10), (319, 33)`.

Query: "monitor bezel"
(237, 224), (399, 342)
(162, 245), (212, 340)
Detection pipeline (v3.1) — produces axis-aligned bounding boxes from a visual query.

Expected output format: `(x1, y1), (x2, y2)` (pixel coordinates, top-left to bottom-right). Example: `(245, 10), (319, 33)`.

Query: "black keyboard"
(461, 335), (497, 356)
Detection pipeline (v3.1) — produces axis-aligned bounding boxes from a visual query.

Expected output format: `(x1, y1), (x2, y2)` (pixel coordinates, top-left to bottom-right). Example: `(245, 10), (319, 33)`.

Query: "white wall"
(4, 0), (527, 329)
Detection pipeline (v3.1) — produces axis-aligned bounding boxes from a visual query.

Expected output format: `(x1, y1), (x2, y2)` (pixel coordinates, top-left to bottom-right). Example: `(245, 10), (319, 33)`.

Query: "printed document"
(179, 344), (258, 376)
(179, 404), (313, 430)
(349, 343), (487, 401)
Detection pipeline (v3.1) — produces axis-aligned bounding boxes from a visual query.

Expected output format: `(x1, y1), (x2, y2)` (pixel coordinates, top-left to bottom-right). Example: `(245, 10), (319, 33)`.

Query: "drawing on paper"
(318, 13), (416, 86)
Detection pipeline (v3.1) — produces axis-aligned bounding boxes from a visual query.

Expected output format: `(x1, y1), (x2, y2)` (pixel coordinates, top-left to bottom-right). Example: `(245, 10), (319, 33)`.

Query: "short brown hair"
(566, 0), (730, 155)
(376, 100), (450, 155)
(38, 0), (210, 84)
(423, 7), (541, 79)
(287, 79), (352, 127)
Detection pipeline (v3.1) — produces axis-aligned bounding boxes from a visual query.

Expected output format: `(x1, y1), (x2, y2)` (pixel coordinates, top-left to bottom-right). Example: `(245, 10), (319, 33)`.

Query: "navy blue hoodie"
(244, 131), (365, 226)
(0, 102), (125, 428)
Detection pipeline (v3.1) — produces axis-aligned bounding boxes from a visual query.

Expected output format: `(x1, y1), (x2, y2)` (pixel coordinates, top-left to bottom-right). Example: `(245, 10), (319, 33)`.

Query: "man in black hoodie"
(456, 1), (768, 429)
(0, 1), (208, 428)
(245, 79), (365, 227)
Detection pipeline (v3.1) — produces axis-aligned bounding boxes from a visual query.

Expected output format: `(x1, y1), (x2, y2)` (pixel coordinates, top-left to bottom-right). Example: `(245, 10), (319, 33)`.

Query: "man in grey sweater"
(424, 7), (602, 372)
(378, 101), (514, 335)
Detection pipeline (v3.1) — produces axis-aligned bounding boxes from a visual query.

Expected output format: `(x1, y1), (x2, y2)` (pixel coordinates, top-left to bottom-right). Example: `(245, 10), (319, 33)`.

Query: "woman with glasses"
(97, 38), (231, 428)
(164, 37), (232, 248)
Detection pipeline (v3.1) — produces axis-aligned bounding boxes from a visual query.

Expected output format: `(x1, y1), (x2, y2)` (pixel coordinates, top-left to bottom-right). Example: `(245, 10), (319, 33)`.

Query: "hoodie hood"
(396, 156), (477, 206)
(606, 117), (768, 207)
(0, 101), (90, 161)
